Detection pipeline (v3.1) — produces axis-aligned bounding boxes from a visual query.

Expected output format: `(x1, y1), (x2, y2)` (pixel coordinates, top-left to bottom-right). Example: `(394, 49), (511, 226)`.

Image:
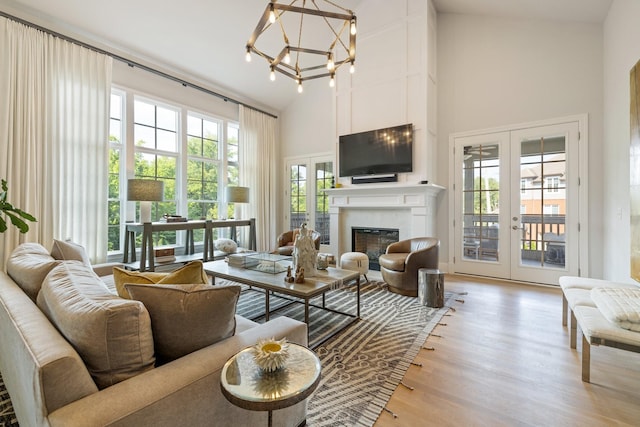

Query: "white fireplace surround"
(324, 184), (445, 258)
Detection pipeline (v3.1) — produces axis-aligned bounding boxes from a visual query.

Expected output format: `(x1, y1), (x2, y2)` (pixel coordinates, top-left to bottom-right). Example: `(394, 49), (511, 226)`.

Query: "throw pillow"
(215, 238), (238, 254)
(50, 239), (91, 266)
(113, 260), (210, 299)
(6, 243), (60, 302)
(37, 262), (155, 389)
(125, 283), (241, 364)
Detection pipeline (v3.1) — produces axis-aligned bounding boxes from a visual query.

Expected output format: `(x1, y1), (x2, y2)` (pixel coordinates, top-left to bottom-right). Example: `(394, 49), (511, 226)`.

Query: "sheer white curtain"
(239, 105), (278, 251)
(0, 17), (112, 268)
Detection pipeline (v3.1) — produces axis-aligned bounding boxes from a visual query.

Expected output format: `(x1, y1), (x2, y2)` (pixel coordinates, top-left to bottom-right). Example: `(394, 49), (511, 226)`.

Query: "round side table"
(220, 343), (321, 427)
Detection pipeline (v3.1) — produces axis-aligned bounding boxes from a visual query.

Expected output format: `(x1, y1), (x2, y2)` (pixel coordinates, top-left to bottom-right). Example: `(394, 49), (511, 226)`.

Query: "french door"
(452, 118), (582, 285)
(284, 155), (334, 250)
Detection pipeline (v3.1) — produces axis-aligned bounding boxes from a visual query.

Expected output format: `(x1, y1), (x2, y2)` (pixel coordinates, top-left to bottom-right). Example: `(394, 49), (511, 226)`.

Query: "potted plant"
(0, 179), (36, 233)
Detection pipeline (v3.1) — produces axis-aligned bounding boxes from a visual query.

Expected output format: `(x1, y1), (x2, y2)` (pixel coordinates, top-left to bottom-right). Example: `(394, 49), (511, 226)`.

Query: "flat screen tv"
(338, 124), (413, 177)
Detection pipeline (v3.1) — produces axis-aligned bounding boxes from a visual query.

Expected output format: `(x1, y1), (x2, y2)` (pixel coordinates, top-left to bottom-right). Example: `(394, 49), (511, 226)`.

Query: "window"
(543, 204), (559, 215)
(108, 91), (124, 252)
(545, 176), (559, 193)
(107, 88), (240, 255)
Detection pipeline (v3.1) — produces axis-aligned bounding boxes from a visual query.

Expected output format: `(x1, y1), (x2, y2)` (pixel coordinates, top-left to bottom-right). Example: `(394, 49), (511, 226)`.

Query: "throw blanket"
(591, 287), (640, 332)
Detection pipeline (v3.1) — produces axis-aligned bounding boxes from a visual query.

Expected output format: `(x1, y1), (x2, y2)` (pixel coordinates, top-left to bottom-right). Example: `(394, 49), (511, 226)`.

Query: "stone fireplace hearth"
(324, 183), (444, 259)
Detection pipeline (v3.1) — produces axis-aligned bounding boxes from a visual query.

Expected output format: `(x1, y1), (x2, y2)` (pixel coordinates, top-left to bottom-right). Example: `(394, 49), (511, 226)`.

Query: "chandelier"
(246, 0), (357, 93)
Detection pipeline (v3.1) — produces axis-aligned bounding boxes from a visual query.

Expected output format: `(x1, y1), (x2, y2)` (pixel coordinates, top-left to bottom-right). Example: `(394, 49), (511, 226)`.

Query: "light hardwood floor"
(372, 274), (640, 427)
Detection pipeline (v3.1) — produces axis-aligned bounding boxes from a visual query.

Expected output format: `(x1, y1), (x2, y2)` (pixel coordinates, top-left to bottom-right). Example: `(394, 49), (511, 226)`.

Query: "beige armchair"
(273, 228), (321, 256)
(378, 237), (439, 296)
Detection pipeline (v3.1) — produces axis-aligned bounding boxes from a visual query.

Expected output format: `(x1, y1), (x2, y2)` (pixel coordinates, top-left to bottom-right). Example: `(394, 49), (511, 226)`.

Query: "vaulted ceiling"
(1, 0), (612, 113)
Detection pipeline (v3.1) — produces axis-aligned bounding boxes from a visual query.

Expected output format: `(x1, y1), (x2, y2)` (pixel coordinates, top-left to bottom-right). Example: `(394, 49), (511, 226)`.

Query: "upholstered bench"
(559, 276), (640, 383)
(573, 305), (640, 382)
(559, 276), (638, 348)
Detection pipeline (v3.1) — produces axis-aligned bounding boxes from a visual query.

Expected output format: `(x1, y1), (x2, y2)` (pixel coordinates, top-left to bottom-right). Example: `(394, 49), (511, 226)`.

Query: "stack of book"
(227, 253), (259, 268)
(155, 247), (176, 263)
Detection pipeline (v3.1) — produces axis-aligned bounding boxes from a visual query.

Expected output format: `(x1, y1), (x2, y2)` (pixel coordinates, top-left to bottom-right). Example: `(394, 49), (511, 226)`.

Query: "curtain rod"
(0, 11), (278, 119)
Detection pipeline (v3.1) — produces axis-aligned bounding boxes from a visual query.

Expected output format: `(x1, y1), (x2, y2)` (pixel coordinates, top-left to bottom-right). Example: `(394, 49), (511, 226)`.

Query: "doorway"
(451, 116), (586, 285)
(284, 155), (334, 251)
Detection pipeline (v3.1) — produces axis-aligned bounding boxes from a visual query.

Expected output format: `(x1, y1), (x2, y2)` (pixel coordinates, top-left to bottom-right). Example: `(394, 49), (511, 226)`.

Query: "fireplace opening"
(352, 227), (400, 271)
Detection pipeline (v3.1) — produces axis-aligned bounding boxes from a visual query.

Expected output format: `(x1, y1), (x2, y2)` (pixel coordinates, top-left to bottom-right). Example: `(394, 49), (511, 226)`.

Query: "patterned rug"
(0, 280), (452, 427)
(234, 280), (453, 426)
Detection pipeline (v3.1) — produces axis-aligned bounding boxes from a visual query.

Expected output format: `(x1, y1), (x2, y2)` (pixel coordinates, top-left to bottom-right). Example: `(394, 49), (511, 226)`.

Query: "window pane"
(134, 124), (155, 149)
(157, 129), (177, 152)
(157, 107), (176, 131)
(135, 100), (155, 126)
(187, 115), (201, 137)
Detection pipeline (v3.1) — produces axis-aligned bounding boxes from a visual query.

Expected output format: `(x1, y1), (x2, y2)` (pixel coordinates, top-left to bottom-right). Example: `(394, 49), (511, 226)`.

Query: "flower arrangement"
(251, 337), (290, 372)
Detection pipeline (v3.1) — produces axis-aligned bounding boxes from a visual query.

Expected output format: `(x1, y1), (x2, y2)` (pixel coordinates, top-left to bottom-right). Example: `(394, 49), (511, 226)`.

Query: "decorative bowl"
(251, 338), (290, 372)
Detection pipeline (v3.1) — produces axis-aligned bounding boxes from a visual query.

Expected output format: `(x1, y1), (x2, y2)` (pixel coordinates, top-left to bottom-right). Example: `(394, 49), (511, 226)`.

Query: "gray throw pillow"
(37, 262), (155, 389)
(125, 283), (241, 364)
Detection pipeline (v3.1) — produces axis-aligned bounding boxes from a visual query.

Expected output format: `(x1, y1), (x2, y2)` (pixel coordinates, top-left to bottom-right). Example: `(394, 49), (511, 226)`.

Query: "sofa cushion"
(125, 283), (241, 363)
(215, 238), (238, 254)
(6, 243), (60, 301)
(50, 239), (91, 266)
(112, 260), (210, 298)
(36, 262), (155, 389)
(379, 253), (409, 271)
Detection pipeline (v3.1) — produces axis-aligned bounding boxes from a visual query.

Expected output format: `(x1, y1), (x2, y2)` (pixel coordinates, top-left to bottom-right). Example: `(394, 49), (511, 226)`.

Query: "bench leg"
(582, 334), (591, 383)
(570, 311), (578, 349)
(562, 294), (568, 326)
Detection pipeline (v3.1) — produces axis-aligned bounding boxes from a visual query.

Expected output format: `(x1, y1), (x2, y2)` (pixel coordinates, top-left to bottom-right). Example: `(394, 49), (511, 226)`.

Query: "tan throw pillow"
(50, 239), (91, 266)
(6, 243), (60, 301)
(113, 260), (210, 299)
(125, 283), (241, 364)
(36, 262), (155, 389)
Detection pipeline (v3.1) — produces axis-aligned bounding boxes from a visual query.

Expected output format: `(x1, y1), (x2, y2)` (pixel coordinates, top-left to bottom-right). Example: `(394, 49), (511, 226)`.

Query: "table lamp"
(226, 186), (249, 219)
(127, 179), (164, 223)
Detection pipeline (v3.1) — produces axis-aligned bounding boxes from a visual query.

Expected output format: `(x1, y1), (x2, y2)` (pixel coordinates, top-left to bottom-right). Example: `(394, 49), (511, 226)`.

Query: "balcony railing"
(463, 214), (566, 265)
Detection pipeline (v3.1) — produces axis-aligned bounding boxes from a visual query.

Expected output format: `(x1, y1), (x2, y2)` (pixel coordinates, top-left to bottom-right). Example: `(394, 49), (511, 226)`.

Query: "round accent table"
(220, 343), (321, 427)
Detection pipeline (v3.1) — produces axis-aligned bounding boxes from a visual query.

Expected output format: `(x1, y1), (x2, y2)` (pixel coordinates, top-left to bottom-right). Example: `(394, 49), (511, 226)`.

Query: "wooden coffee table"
(203, 259), (360, 347)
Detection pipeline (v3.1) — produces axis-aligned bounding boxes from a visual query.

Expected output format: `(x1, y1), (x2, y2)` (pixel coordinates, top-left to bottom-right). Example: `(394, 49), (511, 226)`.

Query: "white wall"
(437, 13), (605, 276)
(602, 0), (640, 283)
(279, 0), (438, 237)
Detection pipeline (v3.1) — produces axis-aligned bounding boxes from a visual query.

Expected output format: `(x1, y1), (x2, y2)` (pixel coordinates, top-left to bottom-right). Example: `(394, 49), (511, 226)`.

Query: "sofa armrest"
(386, 240), (410, 254)
(48, 316), (308, 427)
(92, 262), (124, 277)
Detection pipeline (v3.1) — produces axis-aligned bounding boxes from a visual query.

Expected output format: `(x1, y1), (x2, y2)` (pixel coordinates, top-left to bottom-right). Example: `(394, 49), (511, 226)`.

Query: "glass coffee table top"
(220, 343), (321, 412)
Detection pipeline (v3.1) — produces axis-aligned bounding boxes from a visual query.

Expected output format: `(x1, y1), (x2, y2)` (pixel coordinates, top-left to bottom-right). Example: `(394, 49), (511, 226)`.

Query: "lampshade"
(127, 179), (164, 202)
(226, 186), (250, 203)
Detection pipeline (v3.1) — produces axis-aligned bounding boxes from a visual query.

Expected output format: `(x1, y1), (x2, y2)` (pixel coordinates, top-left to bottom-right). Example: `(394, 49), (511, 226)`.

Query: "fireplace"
(324, 184), (444, 262)
(352, 227), (399, 271)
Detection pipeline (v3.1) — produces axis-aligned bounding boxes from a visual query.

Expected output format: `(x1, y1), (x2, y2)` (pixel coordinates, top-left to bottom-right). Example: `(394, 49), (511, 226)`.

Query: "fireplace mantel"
(323, 183), (444, 209)
(324, 183), (445, 257)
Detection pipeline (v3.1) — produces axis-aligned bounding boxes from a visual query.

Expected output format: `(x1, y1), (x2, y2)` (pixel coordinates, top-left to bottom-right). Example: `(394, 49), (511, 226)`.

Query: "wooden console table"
(123, 218), (256, 271)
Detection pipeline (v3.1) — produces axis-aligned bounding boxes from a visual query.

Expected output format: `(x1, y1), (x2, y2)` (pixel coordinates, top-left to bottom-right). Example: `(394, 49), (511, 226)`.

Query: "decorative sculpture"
(292, 223), (318, 277)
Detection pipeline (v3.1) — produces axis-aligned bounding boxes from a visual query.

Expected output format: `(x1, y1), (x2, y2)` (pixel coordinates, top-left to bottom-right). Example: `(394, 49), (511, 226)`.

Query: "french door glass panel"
(454, 132), (510, 279)
(510, 123), (579, 284)
(454, 121), (579, 284)
(286, 156), (333, 248)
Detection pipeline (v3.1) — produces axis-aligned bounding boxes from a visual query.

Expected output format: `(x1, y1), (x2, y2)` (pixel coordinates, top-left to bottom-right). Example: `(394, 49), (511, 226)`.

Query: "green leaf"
(14, 209), (37, 222)
(4, 211), (29, 233)
(0, 216), (6, 233)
